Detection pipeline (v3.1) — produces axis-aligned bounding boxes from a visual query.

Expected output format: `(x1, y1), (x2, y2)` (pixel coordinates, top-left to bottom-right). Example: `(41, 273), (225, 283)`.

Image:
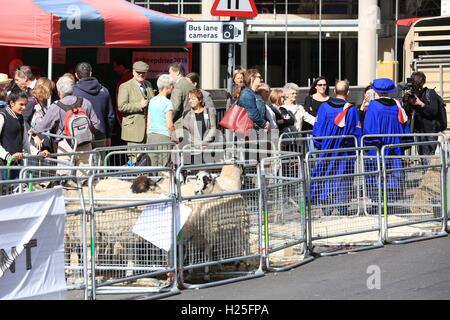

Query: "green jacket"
(171, 77), (195, 125)
(118, 78), (154, 143)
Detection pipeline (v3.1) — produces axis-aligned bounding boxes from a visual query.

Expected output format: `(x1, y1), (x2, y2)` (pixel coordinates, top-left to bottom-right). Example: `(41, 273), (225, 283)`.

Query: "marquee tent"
(0, 0), (189, 77)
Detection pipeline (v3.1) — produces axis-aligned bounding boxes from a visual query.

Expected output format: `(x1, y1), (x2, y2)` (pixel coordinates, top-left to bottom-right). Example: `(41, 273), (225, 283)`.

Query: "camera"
(400, 77), (419, 106)
(222, 24), (241, 40)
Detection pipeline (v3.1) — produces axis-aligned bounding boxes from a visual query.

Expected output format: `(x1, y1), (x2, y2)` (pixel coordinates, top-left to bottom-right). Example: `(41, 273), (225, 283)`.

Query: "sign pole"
(226, 17), (236, 108)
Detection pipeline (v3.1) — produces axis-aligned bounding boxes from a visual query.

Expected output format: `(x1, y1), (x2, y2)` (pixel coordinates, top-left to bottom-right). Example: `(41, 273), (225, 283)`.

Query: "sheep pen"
(63, 164), (256, 284)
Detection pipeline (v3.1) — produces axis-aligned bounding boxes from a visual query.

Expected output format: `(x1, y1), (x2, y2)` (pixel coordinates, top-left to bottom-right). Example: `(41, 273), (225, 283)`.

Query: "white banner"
(0, 188), (67, 300)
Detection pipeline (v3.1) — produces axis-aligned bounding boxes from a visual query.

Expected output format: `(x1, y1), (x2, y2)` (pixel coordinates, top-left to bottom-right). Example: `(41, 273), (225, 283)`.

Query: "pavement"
(165, 236), (450, 300)
(68, 235), (450, 300)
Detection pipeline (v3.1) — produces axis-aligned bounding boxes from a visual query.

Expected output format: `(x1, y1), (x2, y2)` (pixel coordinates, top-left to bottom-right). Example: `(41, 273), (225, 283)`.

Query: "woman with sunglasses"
(303, 76), (330, 131)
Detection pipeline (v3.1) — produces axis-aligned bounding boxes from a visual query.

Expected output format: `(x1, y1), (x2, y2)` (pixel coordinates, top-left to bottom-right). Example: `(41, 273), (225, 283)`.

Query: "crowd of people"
(0, 57), (444, 182)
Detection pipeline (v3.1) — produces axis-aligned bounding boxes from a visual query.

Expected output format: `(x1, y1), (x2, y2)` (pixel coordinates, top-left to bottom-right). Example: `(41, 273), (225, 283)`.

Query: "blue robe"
(310, 99), (362, 215)
(362, 98), (413, 202)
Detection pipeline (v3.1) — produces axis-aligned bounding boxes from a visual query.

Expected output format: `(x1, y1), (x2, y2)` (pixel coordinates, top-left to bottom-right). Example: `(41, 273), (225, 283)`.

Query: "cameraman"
(403, 71), (441, 155)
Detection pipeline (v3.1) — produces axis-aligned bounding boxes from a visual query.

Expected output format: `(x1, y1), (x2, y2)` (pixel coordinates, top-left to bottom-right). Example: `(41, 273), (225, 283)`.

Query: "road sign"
(211, 0), (258, 18)
(185, 21), (245, 43)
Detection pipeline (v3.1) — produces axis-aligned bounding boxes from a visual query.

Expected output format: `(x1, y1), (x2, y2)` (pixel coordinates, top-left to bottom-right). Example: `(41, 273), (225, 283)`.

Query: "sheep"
(194, 171), (222, 195)
(193, 164), (243, 195)
(216, 164), (243, 192)
(130, 176), (158, 194)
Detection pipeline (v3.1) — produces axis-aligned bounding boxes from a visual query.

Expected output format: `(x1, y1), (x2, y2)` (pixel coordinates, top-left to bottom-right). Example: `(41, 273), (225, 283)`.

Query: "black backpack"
(425, 88), (447, 132)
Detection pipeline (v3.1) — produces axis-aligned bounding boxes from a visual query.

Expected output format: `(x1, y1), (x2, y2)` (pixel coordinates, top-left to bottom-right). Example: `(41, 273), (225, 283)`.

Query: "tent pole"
(48, 48), (53, 81)
(48, 48), (53, 106)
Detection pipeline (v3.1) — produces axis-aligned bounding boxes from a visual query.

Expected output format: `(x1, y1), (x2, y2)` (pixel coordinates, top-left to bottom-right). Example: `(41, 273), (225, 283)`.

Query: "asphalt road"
(67, 235), (450, 300)
(165, 236), (450, 300)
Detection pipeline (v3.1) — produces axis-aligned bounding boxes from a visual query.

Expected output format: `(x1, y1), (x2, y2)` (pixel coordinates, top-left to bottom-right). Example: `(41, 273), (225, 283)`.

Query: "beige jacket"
(118, 78), (154, 143)
(182, 107), (217, 145)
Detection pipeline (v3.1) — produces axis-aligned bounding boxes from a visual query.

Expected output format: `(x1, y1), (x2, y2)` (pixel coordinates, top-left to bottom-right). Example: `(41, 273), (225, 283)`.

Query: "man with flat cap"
(118, 61), (154, 150)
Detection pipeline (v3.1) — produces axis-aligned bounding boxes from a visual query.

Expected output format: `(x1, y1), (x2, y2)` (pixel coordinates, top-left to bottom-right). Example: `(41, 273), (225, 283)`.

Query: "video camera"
(399, 77), (419, 106)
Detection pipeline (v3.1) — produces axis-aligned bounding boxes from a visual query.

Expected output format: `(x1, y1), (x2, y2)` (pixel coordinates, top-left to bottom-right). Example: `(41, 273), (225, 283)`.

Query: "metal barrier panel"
(86, 168), (179, 299)
(381, 141), (448, 244)
(278, 131), (311, 155)
(306, 147), (383, 256)
(98, 142), (176, 168)
(180, 140), (278, 166)
(176, 160), (264, 289)
(23, 156), (74, 180)
(260, 153), (313, 272)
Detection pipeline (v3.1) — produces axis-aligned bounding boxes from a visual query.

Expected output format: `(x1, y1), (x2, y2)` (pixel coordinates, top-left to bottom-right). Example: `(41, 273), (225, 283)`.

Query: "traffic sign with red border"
(211, 0), (258, 18)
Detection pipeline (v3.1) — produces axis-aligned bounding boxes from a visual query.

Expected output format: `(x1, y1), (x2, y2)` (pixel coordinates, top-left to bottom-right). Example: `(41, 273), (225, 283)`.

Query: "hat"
(0, 73), (12, 85)
(133, 61), (149, 73)
(372, 78), (397, 93)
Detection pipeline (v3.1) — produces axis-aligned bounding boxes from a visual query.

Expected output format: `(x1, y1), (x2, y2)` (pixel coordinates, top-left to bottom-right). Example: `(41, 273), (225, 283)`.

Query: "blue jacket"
(73, 77), (115, 140)
(238, 86), (266, 129)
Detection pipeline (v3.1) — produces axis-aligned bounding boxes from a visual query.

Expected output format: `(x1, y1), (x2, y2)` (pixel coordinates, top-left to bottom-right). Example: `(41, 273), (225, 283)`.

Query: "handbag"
(219, 103), (254, 135)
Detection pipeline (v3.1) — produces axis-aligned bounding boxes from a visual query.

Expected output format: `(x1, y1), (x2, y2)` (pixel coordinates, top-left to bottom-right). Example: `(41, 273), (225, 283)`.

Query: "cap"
(0, 73), (12, 85)
(372, 78), (397, 94)
(133, 61), (149, 73)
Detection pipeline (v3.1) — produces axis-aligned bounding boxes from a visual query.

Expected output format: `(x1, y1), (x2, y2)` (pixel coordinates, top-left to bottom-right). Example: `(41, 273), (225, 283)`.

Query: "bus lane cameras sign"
(185, 21), (245, 43)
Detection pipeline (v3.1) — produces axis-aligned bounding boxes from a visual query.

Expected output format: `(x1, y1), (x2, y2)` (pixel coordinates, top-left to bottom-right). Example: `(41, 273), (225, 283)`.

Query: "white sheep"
(216, 164), (243, 192)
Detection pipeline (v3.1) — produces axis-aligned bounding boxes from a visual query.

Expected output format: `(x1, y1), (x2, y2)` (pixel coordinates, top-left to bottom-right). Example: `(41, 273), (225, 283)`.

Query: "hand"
(105, 138), (112, 147)
(361, 99), (369, 112)
(264, 122), (270, 131)
(414, 96), (425, 108)
(140, 98), (149, 109)
(33, 135), (44, 149)
(40, 150), (50, 158)
(12, 152), (24, 160)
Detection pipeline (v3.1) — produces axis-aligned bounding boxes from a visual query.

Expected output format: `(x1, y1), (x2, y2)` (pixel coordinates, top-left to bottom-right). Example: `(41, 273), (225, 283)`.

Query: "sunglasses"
(317, 83), (327, 87)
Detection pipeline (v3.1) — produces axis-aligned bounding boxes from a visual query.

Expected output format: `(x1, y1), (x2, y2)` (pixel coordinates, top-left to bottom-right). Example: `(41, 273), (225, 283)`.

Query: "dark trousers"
(416, 135), (438, 156)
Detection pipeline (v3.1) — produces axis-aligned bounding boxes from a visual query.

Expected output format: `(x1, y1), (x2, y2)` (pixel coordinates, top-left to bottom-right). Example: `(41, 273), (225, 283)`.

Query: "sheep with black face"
(194, 171), (222, 195)
(130, 175), (158, 194)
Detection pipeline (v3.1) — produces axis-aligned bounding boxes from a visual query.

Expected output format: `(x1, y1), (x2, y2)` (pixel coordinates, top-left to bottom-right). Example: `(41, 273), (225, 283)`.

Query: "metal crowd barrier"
(85, 167), (179, 300)
(97, 142), (176, 168)
(278, 131), (311, 154)
(175, 160), (265, 289)
(260, 153), (314, 271)
(381, 141), (448, 244)
(180, 140), (278, 165)
(361, 133), (449, 237)
(306, 147), (384, 256)
(2, 131), (450, 299)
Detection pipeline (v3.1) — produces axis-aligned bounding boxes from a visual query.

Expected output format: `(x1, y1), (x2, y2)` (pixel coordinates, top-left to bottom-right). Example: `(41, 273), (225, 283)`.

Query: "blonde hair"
(233, 69), (245, 82)
(32, 77), (53, 104)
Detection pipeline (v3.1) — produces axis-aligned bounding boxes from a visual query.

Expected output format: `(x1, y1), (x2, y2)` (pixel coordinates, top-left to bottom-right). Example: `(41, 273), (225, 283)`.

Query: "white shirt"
(28, 79), (37, 90)
(283, 104), (316, 131)
(265, 104), (278, 129)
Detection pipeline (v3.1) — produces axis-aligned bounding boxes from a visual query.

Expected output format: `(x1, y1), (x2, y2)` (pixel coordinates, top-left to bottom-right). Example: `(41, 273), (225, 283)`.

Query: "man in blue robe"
(362, 78), (413, 206)
(311, 80), (362, 216)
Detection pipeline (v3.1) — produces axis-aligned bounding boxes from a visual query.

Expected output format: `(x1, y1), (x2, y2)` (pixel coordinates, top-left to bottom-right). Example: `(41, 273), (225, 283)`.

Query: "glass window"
(399, 0), (441, 18)
(131, 0), (201, 14)
(253, 0), (358, 17)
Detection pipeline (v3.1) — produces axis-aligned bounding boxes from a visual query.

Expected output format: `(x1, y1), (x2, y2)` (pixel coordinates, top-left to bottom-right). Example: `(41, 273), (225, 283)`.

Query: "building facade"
(131, 0), (442, 88)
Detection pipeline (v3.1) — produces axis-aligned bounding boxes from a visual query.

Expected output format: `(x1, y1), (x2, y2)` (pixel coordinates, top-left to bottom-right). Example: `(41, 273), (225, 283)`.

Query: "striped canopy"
(0, 0), (188, 48)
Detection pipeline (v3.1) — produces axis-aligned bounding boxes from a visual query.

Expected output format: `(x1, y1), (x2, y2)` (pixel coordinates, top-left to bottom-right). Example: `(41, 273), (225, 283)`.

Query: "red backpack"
(56, 97), (94, 145)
